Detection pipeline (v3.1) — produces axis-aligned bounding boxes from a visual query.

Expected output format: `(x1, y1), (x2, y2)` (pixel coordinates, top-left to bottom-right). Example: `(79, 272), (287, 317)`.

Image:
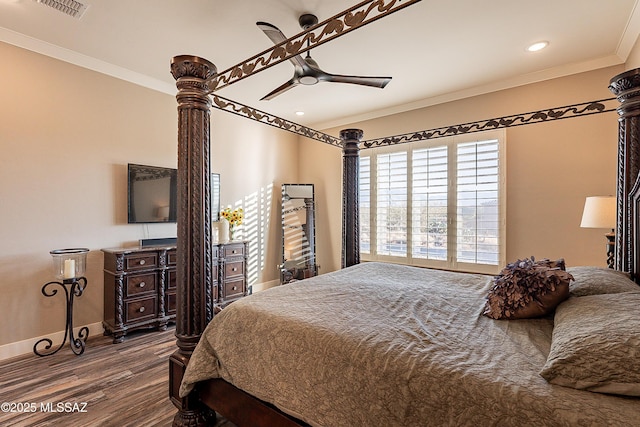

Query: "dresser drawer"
(223, 243), (245, 258)
(223, 278), (245, 299)
(167, 250), (177, 266)
(166, 292), (176, 316)
(125, 272), (157, 297)
(225, 260), (244, 278)
(212, 264), (219, 283)
(125, 253), (158, 270)
(125, 296), (157, 322)
(167, 269), (177, 290)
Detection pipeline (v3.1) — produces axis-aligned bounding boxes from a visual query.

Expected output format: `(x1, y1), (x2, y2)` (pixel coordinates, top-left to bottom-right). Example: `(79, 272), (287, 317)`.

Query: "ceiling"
(1, 0), (639, 129)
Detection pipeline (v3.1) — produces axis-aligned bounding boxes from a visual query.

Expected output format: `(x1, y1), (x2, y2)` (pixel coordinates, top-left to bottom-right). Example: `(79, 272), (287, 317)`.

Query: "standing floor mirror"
(280, 184), (318, 284)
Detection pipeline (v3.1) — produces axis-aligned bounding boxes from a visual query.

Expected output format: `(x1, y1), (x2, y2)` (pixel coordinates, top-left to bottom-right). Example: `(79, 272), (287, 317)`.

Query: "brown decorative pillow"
(483, 257), (573, 320)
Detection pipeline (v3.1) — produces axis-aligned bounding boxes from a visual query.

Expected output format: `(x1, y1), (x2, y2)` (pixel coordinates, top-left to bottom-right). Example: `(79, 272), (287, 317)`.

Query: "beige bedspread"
(180, 262), (640, 426)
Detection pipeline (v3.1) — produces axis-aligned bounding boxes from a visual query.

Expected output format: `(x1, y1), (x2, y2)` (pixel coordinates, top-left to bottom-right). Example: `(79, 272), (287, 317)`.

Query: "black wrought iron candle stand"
(33, 277), (89, 357)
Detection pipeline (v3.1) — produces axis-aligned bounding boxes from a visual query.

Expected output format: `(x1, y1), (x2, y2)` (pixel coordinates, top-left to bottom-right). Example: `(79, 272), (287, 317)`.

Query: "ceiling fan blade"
(260, 79), (299, 101)
(256, 18), (393, 96)
(256, 21), (307, 70)
(322, 74), (392, 88)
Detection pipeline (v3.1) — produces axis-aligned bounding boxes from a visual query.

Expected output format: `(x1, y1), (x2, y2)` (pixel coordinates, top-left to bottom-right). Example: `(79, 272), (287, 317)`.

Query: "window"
(359, 130), (505, 274)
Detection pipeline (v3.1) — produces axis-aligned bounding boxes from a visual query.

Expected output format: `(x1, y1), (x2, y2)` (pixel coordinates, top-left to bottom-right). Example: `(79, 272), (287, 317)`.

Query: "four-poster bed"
(167, 2), (640, 426)
(169, 64), (640, 427)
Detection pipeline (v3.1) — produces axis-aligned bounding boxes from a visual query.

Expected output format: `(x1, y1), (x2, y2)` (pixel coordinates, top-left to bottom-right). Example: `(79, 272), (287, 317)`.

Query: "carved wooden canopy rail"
(212, 95), (341, 147)
(210, 95), (617, 149)
(362, 98), (617, 148)
(207, 0), (422, 93)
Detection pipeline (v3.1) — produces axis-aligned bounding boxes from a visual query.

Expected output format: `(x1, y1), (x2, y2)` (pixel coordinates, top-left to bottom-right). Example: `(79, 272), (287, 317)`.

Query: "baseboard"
(0, 322), (104, 361)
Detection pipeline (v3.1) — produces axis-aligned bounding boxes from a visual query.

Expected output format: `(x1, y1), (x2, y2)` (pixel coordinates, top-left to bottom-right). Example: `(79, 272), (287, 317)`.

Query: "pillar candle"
(63, 259), (76, 279)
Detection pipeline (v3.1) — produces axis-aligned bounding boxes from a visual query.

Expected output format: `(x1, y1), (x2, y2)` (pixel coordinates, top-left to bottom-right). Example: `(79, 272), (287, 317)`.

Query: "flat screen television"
(127, 163), (178, 223)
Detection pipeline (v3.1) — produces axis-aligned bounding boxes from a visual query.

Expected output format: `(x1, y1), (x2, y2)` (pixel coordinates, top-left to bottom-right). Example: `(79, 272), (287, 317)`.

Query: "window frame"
(359, 129), (506, 275)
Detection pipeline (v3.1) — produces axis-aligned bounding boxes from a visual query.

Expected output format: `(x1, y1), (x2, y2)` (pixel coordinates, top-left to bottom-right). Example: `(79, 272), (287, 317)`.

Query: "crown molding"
(0, 26), (175, 95)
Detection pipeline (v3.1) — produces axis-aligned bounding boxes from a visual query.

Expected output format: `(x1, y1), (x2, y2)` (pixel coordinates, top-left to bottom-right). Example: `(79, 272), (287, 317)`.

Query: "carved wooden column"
(341, 129), (363, 268)
(169, 55), (216, 427)
(609, 68), (640, 278)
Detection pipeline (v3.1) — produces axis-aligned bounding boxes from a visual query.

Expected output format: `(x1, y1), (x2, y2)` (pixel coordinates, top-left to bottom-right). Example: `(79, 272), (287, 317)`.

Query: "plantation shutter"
(456, 139), (500, 266)
(359, 156), (371, 255)
(376, 152), (407, 257)
(412, 146), (449, 261)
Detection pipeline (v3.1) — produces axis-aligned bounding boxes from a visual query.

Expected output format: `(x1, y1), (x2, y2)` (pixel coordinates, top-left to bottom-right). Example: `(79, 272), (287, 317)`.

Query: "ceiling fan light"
(299, 75), (318, 85)
(527, 41), (549, 52)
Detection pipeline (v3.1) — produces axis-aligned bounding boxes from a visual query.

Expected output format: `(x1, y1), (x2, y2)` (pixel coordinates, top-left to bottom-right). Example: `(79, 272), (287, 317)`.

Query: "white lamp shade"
(156, 205), (170, 220)
(580, 196), (616, 229)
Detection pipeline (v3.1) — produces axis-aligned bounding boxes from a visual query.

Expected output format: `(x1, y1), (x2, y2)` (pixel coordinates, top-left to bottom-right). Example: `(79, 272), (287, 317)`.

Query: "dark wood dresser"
(216, 241), (249, 310)
(102, 241), (248, 343)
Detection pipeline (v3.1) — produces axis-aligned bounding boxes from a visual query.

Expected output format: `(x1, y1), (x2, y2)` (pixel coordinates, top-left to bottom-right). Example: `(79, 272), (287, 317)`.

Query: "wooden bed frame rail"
(168, 51), (640, 425)
(199, 380), (308, 427)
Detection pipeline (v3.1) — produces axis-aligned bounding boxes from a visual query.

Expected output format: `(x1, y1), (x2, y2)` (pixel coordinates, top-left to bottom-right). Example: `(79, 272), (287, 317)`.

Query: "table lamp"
(580, 196), (616, 268)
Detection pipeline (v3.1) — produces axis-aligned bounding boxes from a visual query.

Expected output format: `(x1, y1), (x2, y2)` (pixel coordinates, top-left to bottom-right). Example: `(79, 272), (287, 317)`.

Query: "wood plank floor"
(0, 327), (234, 427)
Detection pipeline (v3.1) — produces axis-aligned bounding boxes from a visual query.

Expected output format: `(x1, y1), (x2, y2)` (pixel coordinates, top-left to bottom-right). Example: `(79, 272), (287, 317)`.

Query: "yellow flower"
(221, 207), (244, 226)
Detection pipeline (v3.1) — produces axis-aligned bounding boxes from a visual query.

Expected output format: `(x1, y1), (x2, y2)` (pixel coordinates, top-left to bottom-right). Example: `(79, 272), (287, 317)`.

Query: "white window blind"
(359, 130), (505, 274)
(456, 140), (500, 265)
(412, 146), (448, 261)
(360, 156), (371, 255)
(376, 152), (408, 257)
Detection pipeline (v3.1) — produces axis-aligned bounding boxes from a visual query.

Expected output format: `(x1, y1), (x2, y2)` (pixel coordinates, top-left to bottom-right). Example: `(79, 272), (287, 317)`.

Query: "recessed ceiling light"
(295, 111), (305, 116)
(527, 41), (549, 52)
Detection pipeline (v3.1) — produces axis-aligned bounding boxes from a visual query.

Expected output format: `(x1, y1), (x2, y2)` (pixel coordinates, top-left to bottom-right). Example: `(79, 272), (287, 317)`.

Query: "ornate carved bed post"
(341, 129), (363, 268)
(169, 55), (216, 427)
(609, 68), (640, 279)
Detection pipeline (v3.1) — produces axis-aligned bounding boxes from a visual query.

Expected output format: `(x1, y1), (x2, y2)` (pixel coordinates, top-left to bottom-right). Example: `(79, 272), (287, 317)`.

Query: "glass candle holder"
(50, 248), (89, 280)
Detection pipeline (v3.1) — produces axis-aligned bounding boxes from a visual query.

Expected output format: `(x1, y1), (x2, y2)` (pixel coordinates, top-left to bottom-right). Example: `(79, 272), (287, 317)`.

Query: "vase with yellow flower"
(220, 207), (244, 241)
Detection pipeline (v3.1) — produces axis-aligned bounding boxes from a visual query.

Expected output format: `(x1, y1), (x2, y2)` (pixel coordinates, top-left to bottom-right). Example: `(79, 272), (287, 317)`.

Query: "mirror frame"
(281, 183), (317, 284)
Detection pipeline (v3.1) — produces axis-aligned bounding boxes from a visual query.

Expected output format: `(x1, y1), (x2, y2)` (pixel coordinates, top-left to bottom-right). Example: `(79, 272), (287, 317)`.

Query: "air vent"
(35, 0), (89, 19)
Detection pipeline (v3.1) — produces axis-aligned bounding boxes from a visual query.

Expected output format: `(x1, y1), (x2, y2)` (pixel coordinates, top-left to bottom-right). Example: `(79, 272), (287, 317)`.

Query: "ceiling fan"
(256, 13), (392, 101)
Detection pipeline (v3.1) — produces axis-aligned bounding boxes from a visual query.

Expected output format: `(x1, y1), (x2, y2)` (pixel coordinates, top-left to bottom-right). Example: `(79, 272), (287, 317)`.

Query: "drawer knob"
(139, 306), (145, 313)
(232, 267), (237, 272)
(139, 282), (146, 288)
(139, 259), (146, 265)
(232, 286), (237, 291)
(232, 250), (237, 254)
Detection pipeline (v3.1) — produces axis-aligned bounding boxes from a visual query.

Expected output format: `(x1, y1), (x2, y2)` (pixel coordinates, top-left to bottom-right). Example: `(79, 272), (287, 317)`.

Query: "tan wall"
(0, 42), (298, 349)
(304, 66), (622, 273)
